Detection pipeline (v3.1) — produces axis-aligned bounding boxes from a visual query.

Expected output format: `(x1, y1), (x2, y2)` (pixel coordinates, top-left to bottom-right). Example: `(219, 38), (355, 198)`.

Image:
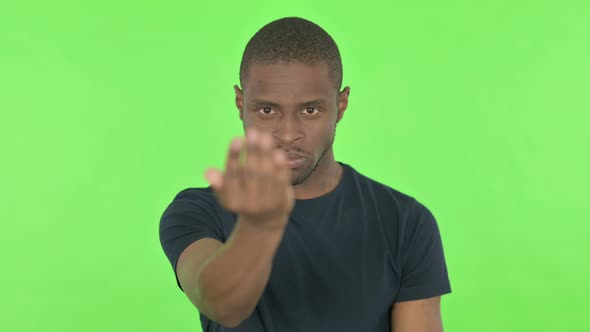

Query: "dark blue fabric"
(159, 161), (452, 331)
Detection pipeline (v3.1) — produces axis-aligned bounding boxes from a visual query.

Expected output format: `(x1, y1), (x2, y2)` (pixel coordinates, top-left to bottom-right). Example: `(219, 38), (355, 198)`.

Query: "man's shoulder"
(345, 163), (418, 209)
(172, 186), (215, 202)
(161, 186), (222, 218)
(344, 163), (438, 233)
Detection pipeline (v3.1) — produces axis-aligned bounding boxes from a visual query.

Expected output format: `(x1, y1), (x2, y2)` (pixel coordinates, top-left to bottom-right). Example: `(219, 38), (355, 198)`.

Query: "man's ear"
(336, 86), (351, 124)
(234, 84), (244, 121)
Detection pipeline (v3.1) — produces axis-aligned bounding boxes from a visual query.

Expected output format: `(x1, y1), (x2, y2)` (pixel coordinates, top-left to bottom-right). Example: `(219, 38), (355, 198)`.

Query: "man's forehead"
(247, 96), (330, 107)
(244, 89), (334, 104)
(247, 62), (330, 81)
(243, 62), (335, 98)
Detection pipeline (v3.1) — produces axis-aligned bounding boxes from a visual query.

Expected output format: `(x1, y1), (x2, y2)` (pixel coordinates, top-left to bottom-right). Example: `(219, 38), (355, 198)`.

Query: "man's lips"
(286, 152), (306, 159)
(284, 152), (306, 169)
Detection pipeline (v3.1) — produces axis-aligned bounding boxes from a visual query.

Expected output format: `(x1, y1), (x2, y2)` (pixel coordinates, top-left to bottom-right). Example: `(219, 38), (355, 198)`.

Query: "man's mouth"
(286, 154), (305, 169)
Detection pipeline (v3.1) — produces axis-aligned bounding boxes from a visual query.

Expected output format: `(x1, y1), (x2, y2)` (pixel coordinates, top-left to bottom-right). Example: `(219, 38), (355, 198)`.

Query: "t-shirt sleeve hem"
(395, 281), (452, 302)
(172, 232), (224, 292)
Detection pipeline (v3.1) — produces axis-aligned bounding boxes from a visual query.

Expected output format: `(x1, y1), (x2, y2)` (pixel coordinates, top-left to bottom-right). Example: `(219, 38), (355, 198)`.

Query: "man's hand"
(204, 127), (295, 231)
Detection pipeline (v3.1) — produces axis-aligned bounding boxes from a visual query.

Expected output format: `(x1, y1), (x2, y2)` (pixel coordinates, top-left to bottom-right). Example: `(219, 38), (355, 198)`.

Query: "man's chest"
(258, 212), (400, 330)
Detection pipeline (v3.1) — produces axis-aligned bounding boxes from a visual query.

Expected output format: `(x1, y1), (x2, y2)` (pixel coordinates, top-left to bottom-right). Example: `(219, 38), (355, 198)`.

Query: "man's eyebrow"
(248, 98), (328, 107)
(248, 99), (280, 107)
(297, 99), (328, 107)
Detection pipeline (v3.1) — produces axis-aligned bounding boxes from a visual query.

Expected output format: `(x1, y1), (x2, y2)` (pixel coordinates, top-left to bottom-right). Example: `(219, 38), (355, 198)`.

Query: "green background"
(1, 0), (588, 331)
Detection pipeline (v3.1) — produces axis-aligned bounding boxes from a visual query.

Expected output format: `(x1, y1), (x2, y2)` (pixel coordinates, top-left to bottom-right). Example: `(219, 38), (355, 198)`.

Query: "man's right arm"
(176, 128), (294, 327)
(176, 214), (287, 328)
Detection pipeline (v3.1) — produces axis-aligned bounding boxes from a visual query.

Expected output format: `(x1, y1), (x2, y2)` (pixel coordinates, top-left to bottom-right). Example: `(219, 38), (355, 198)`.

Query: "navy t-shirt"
(159, 161), (451, 331)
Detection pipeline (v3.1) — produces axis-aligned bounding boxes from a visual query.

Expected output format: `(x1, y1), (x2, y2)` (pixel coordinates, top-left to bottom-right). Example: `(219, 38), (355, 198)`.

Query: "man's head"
(234, 17), (351, 187)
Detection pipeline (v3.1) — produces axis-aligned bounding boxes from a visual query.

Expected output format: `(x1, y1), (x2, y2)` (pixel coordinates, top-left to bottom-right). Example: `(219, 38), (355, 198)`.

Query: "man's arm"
(175, 129), (294, 327)
(390, 296), (443, 332)
(176, 216), (286, 328)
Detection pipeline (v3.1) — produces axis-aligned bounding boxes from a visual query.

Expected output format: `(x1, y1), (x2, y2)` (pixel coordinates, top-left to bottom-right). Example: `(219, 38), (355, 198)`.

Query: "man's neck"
(293, 159), (343, 200)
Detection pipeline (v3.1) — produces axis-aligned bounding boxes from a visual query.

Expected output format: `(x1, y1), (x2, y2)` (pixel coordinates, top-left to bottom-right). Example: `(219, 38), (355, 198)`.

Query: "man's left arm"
(391, 199), (451, 331)
(390, 296), (443, 332)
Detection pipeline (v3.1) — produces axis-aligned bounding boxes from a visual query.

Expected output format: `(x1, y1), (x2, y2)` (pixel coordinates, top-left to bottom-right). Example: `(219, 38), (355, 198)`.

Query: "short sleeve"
(395, 199), (452, 302)
(159, 188), (226, 292)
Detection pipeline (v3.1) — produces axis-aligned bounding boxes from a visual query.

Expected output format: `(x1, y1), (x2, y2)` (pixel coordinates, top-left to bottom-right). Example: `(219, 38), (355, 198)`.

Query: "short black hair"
(239, 17), (343, 92)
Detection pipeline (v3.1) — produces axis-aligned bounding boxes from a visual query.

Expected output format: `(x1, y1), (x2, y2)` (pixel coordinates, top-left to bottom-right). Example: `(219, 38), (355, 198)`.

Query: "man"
(159, 17), (451, 331)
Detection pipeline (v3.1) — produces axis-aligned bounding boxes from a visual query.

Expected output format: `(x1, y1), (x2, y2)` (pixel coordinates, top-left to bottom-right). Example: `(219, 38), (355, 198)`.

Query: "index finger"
(225, 137), (245, 176)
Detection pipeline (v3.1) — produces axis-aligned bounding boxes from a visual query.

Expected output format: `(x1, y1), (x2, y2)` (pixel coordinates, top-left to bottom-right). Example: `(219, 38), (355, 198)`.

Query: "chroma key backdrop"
(1, 1), (588, 331)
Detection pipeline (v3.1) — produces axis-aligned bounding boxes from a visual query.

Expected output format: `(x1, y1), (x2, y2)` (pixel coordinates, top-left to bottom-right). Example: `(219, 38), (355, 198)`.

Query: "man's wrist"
(237, 214), (289, 234)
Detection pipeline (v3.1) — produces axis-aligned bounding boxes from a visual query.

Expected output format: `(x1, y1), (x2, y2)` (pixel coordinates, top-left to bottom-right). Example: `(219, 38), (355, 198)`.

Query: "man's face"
(235, 61), (349, 186)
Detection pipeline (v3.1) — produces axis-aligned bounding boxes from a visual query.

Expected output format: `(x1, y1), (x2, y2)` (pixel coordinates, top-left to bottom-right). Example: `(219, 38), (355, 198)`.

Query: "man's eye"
(259, 107), (275, 116)
(303, 107), (320, 115)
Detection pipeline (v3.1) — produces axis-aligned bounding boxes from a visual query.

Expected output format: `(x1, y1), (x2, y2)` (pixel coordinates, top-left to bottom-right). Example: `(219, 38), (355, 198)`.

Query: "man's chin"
(290, 164), (313, 186)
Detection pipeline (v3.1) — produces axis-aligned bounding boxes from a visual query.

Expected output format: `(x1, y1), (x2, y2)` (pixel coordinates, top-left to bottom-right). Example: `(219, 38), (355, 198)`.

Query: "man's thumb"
(204, 168), (223, 190)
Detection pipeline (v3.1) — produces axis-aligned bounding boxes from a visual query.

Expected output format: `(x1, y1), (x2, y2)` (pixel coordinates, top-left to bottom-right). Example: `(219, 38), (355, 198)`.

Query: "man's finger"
(226, 137), (244, 175)
(244, 128), (262, 199)
(258, 131), (274, 172)
(204, 168), (223, 190)
(273, 150), (290, 184)
(224, 137), (245, 206)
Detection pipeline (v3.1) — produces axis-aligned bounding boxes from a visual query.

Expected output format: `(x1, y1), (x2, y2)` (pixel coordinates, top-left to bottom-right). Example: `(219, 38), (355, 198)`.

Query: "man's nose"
(274, 115), (303, 145)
